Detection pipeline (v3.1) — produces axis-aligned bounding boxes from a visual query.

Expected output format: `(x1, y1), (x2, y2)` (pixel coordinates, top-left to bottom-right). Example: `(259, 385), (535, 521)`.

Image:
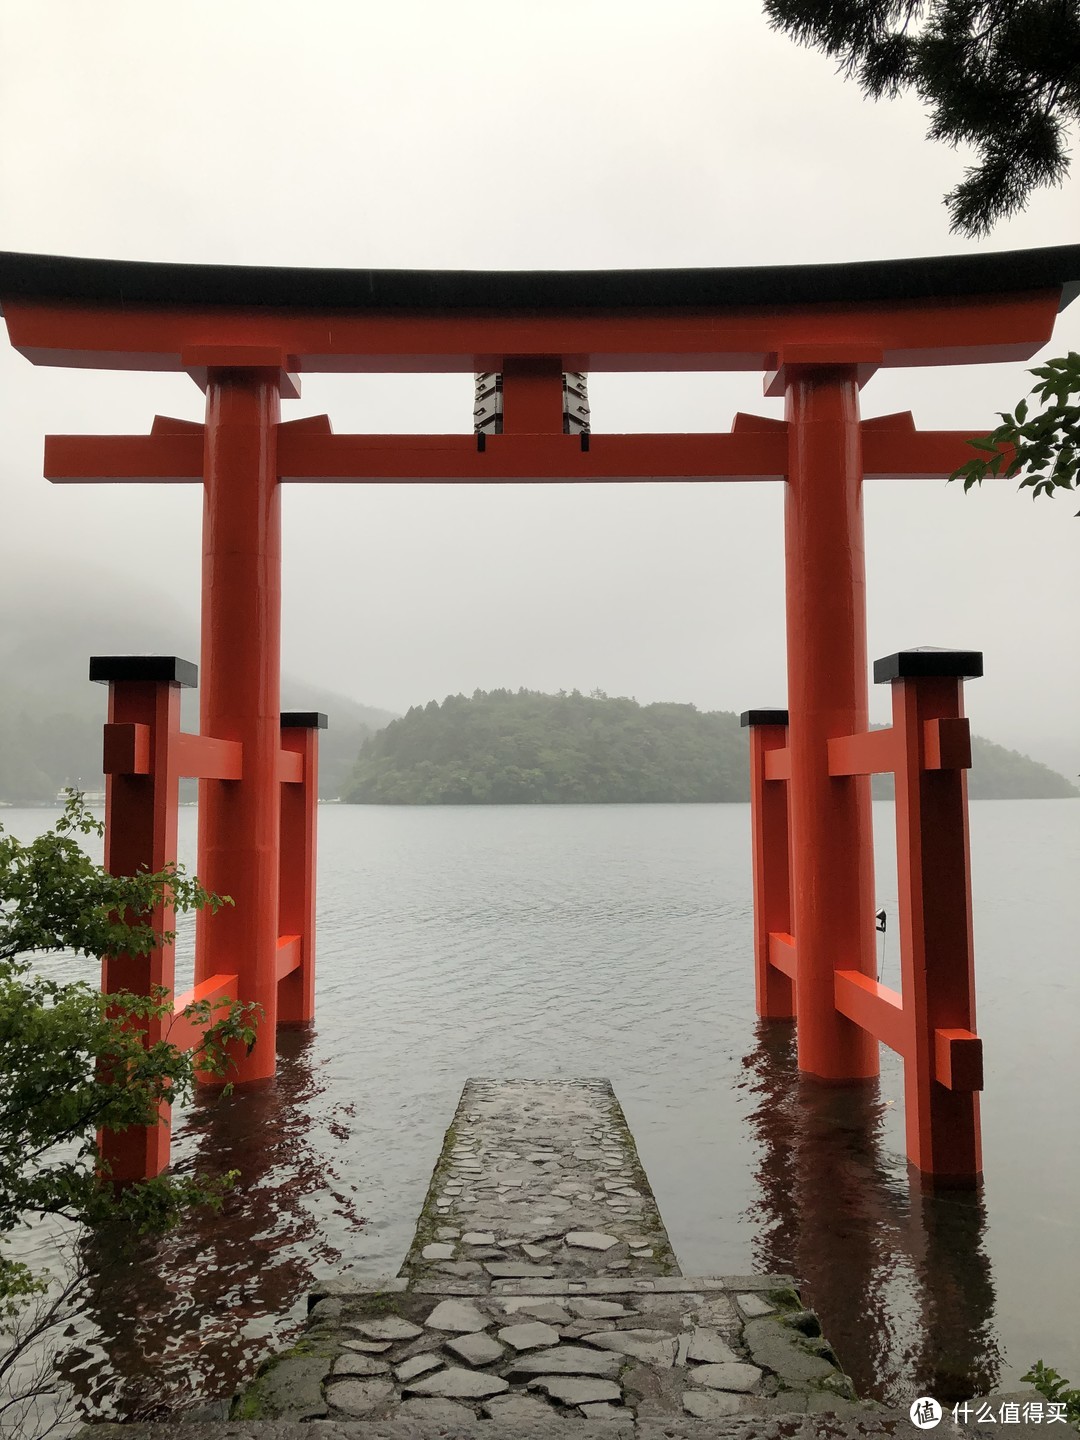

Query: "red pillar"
(92, 655), (195, 1180)
(196, 368), (283, 1083)
(782, 364), (878, 1080)
(881, 649), (983, 1181)
(277, 712), (325, 1025)
(741, 709), (795, 1019)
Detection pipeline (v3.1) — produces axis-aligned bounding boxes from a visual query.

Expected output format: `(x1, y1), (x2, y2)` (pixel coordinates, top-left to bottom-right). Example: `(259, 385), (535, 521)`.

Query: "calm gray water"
(3, 799), (1078, 1422)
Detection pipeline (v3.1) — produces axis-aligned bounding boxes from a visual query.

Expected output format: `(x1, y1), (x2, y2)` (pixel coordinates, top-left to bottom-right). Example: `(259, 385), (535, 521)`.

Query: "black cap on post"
(89, 655), (198, 687)
(280, 712), (328, 729)
(740, 709), (789, 727)
(873, 647), (983, 684)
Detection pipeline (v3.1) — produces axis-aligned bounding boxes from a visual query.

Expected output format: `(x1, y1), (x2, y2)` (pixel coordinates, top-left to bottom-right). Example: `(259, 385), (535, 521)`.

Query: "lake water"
(3, 799), (1078, 1424)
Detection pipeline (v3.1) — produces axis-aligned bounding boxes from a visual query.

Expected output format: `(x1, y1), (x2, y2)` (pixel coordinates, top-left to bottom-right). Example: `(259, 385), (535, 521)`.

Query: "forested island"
(2, 568), (1073, 810)
(343, 689), (1078, 805)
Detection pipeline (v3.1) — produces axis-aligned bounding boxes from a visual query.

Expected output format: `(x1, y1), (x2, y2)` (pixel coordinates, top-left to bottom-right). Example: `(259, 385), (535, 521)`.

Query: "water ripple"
(1, 800), (1078, 1421)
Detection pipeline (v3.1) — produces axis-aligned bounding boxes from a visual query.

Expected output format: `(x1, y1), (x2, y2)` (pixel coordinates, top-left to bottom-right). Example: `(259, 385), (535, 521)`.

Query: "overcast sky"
(1, 0), (1076, 769)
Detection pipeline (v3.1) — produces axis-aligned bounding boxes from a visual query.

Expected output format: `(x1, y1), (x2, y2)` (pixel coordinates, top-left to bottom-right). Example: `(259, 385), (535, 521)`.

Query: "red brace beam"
(45, 411), (1003, 486)
(743, 647), (984, 1184)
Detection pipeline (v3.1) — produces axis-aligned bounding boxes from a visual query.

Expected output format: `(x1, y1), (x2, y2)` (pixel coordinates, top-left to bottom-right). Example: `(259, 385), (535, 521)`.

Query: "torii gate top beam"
(1, 245), (1077, 375)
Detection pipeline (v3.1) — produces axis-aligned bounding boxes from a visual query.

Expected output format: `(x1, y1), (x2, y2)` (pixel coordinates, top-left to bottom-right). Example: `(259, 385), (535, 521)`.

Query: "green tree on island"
(764, 0), (1080, 509)
(345, 689), (1076, 804)
(345, 689), (750, 805)
(0, 794), (256, 1430)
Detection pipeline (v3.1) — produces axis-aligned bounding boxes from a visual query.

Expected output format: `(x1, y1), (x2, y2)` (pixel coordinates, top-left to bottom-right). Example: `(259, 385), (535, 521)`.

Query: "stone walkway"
(80, 1079), (1015, 1436)
(222, 1080), (869, 1427)
(287, 1272), (864, 1427)
(397, 1078), (678, 1289)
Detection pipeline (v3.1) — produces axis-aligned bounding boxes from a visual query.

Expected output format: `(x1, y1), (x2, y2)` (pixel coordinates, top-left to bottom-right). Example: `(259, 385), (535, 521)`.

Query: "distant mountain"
(343, 688), (1079, 805)
(274, 680), (397, 800)
(0, 570), (396, 803)
(1, 563), (1071, 808)
(956, 735), (1080, 801)
(998, 733), (1080, 787)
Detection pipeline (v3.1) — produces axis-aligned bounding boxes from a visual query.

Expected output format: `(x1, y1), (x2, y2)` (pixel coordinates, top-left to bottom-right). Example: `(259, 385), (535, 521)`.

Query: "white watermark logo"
(911, 1398), (943, 1428)
(953, 1400), (1069, 1424)
(910, 1396), (1070, 1427)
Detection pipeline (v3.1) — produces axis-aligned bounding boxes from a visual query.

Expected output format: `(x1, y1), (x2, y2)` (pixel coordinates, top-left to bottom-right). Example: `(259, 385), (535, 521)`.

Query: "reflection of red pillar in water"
(196, 369), (283, 1082)
(783, 365), (878, 1081)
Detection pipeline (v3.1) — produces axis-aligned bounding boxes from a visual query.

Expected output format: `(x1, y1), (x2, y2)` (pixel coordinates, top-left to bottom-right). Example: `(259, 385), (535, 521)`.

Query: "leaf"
(0, 797), (253, 1309)
(949, 353), (1080, 511)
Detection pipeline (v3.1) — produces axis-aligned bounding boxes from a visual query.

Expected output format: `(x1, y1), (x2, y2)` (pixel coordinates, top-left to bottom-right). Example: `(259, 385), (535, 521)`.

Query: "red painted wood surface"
(891, 673), (982, 1180)
(747, 664), (984, 1183)
(748, 723), (795, 1019)
(782, 365), (879, 1082)
(96, 666), (325, 1178)
(99, 678), (182, 1182)
(195, 370), (284, 1084)
(4, 288), (1060, 372)
(44, 423), (1008, 486)
(277, 720), (320, 1025)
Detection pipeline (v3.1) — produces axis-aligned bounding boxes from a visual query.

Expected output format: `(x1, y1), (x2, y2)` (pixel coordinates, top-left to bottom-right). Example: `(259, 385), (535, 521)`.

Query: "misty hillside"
(343, 689), (1079, 805)
(948, 735), (1080, 801)
(1, 566), (1074, 808)
(0, 571), (396, 803)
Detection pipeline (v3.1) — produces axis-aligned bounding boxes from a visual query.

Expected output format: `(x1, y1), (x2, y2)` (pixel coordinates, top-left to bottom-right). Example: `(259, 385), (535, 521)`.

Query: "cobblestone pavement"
(286, 1274), (865, 1425)
(397, 1078), (679, 1288)
(223, 1081), (869, 1428)
(78, 1080), (1023, 1436)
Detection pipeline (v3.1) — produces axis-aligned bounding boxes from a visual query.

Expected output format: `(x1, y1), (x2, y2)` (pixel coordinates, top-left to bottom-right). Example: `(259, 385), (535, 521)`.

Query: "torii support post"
(776, 357), (879, 1082)
(91, 657), (327, 1179)
(749, 647), (984, 1183)
(93, 655), (192, 1184)
(878, 648), (983, 1181)
(92, 659), (244, 1186)
(741, 709), (795, 1019)
(826, 648), (984, 1183)
(277, 711), (327, 1025)
(195, 360), (293, 1084)
(93, 654), (245, 1179)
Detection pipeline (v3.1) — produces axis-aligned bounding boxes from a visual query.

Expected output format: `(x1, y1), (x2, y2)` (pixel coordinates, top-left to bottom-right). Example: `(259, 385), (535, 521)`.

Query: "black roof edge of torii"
(0, 244), (1078, 314)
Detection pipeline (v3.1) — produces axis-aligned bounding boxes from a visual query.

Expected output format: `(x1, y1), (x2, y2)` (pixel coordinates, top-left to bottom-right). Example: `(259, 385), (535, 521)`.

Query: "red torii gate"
(1, 244), (1076, 1186)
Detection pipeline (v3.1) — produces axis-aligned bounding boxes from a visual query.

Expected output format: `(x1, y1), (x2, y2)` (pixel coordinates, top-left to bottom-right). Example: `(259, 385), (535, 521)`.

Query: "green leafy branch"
(0, 793), (258, 1305)
(0, 790), (229, 965)
(1022, 1361), (1080, 1431)
(950, 352), (1080, 512)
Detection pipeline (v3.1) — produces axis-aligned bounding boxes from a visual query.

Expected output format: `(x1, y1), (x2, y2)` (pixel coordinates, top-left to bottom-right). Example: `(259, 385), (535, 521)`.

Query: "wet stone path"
(222, 1079), (876, 1428)
(398, 1077), (679, 1287)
